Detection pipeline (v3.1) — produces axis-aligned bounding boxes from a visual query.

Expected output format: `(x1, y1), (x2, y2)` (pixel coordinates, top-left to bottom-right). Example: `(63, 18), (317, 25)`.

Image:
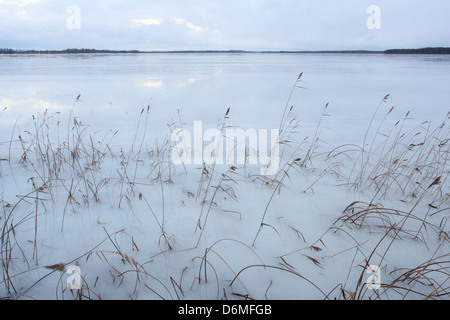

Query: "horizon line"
(1, 47), (450, 54)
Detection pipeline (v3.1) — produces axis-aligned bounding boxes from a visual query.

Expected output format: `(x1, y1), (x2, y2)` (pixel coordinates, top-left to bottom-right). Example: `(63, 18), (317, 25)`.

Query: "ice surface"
(0, 53), (449, 300)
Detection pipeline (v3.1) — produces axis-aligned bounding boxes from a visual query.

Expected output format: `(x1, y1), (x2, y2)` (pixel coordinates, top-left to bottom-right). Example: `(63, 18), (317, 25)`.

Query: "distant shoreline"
(1, 47), (449, 55)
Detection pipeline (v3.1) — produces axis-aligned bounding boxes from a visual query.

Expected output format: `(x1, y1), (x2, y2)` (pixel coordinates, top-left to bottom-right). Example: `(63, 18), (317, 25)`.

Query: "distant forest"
(0, 48), (141, 54)
(0, 47), (449, 54)
(384, 47), (450, 54)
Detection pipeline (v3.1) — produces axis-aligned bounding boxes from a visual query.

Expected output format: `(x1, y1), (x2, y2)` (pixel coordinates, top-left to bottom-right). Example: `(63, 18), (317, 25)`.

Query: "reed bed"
(0, 76), (448, 300)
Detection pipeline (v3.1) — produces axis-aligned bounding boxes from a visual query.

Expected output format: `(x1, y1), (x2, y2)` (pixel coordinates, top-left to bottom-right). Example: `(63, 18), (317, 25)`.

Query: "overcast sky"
(0, 0), (449, 51)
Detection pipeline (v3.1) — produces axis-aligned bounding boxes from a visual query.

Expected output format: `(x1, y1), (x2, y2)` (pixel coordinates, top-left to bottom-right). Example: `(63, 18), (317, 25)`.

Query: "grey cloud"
(0, 0), (449, 50)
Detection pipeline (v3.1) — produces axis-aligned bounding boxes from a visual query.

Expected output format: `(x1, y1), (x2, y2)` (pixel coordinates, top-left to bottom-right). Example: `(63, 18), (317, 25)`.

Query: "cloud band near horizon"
(0, 0), (449, 51)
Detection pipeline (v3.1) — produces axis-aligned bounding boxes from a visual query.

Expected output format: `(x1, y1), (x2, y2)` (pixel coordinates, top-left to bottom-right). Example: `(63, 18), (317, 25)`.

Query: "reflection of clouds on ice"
(134, 77), (200, 89)
(176, 78), (199, 88)
(135, 79), (165, 88)
(0, 97), (69, 113)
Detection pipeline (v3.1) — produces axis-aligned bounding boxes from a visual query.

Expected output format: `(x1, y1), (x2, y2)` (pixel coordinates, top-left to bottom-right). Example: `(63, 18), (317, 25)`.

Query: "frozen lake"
(1, 52), (450, 149)
(1, 53), (449, 300)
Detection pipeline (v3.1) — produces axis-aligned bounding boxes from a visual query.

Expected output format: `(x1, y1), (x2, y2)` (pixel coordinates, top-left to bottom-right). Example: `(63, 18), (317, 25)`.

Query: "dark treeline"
(0, 48), (140, 54)
(1, 47), (449, 55)
(385, 47), (450, 54)
(0, 48), (382, 54)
